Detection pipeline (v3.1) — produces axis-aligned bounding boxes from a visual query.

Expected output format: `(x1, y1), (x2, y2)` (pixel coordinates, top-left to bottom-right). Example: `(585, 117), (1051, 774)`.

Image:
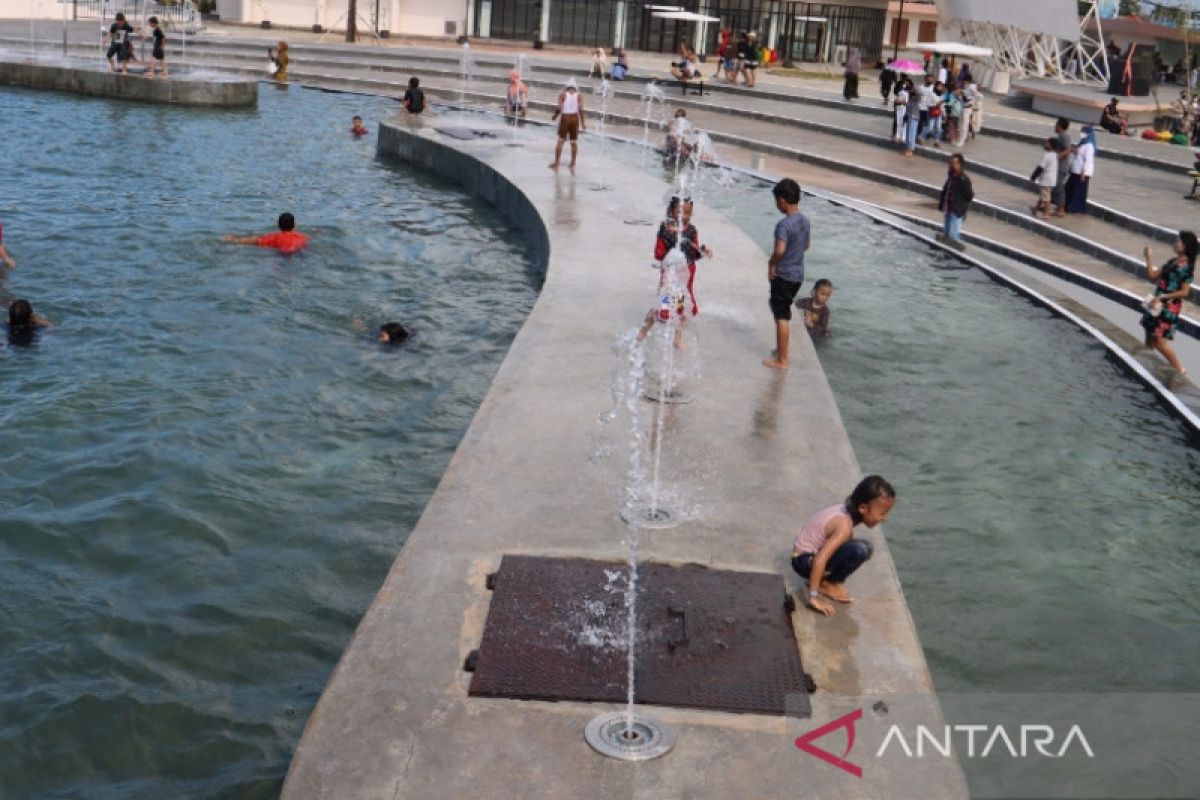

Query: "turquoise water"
(715, 191), (1195, 695)
(0, 86), (538, 798)
(715, 191), (1200, 694)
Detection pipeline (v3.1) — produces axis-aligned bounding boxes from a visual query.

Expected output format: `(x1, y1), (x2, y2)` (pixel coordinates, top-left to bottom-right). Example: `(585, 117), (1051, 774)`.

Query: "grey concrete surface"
(280, 120), (968, 798)
(0, 52), (256, 106)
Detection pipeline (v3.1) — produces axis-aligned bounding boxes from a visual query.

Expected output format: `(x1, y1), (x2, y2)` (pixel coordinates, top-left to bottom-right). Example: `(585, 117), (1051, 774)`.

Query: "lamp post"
(892, 0), (905, 62)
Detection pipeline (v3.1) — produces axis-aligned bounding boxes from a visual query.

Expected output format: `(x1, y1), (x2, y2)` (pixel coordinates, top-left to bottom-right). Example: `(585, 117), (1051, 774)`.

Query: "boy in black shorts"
(104, 13), (136, 74)
(146, 17), (167, 79)
(763, 178), (811, 370)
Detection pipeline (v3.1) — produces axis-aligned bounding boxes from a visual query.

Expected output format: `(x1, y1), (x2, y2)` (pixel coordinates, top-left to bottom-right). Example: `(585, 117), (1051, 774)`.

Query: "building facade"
(1, 0), (887, 58)
(469, 0), (889, 60)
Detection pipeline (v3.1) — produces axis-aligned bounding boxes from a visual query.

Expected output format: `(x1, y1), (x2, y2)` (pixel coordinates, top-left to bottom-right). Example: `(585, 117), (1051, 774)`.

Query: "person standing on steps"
(1064, 125), (1096, 214)
(937, 154), (974, 248)
(880, 65), (896, 106)
(843, 47), (861, 101)
(1050, 117), (1073, 217)
(762, 178), (811, 371)
(549, 79), (587, 172)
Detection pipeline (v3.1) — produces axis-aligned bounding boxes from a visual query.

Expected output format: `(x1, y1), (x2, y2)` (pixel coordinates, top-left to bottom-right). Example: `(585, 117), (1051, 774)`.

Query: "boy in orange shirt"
(223, 212), (310, 254)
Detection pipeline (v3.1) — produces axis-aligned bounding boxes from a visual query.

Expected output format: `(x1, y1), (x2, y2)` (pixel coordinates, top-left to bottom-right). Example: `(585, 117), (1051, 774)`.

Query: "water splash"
(638, 82), (665, 171)
(458, 41), (474, 124)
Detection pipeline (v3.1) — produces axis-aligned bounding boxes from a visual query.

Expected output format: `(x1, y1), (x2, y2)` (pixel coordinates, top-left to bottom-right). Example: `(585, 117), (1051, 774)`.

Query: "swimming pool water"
(711, 190), (1199, 695)
(0, 85), (538, 798)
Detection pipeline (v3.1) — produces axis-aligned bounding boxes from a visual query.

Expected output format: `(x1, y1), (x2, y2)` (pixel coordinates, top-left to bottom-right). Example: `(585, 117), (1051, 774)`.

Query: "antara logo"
(795, 709), (1095, 778)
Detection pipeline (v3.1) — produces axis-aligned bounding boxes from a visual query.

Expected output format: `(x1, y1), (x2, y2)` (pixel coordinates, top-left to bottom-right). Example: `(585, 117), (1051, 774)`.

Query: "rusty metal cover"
(468, 555), (811, 716)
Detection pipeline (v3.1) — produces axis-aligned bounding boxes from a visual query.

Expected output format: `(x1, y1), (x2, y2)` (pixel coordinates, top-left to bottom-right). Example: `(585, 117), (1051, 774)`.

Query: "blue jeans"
(924, 114), (943, 142)
(904, 117), (920, 151)
(791, 539), (873, 584)
(943, 212), (963, 241)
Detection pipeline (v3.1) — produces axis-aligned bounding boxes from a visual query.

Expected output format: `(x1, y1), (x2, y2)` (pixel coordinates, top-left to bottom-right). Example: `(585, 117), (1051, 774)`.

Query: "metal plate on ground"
(469, 555), (811, 716)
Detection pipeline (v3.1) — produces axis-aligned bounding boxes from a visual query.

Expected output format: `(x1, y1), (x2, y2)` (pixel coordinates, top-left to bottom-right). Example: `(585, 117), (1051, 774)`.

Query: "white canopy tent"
(921, 41), (994, 59)
(649, 11), (720, 22)
(651, 9), (721, 57)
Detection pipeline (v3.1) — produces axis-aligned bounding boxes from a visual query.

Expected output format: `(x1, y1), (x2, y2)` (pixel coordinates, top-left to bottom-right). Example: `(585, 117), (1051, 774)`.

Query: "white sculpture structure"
(936, 0), (1111, 85)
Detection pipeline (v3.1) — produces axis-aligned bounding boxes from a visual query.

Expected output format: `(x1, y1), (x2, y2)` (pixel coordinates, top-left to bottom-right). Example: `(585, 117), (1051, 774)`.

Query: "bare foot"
(762, 358), (789, 370)
(819, 581), (853, 604)
(548, 162), (559, 170)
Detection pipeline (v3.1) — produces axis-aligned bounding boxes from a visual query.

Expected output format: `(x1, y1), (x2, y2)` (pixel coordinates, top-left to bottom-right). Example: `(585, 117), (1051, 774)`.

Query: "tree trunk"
(346, 0), (357, 42)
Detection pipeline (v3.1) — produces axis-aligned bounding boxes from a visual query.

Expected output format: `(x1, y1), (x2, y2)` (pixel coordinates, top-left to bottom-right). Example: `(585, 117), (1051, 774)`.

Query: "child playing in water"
(222, 212), (310, 255)
(7, 298), (51, 344)
(269, 41), (289, 82)
(635, 198), (713, 347)
(0, 222), (16, 269)
(505, 70), (528, 119)
(145, 16), (167, 79)
(654, 196), (712, 316)
(795, 278), (832, 337)
(351, 115), (369, 138)
(378, 321), (409, 343)
(103, 13), (137, 74)
(792, 475), (895, 617)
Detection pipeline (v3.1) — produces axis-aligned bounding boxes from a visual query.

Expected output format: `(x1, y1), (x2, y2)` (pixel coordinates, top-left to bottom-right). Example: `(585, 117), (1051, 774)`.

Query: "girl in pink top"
(791, 475), (896, 617)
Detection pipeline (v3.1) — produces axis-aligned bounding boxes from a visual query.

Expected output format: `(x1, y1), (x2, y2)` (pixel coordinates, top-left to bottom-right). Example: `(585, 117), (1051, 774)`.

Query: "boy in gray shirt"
(763, 178), (811, 370)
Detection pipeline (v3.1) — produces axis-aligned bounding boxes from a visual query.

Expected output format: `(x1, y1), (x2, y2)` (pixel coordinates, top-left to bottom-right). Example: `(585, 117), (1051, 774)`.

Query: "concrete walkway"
(278, 118), (967, 799)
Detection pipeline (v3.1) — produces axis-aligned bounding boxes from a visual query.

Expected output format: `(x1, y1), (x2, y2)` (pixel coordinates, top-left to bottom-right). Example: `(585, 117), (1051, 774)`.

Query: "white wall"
(0, 0), (64, 20)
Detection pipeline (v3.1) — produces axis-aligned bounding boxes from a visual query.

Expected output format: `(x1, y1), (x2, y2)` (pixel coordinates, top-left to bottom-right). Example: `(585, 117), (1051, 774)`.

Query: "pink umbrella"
(887, 59), (925, 74)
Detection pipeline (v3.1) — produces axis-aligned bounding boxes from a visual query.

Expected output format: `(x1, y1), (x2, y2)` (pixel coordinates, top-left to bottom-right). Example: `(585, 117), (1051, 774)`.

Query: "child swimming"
(378, 322), (409, 344)
(351, 115), (369, 138)
(222, 212), (310, 255)
(7, 298), (51, 344)
(791, 475), (895, 617)
(795, 278), (832, 337)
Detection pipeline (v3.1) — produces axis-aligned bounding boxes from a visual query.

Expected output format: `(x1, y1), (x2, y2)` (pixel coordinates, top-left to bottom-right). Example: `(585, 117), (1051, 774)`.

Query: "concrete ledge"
(0, 56), (257, 107)
(281, 121), (967, 798)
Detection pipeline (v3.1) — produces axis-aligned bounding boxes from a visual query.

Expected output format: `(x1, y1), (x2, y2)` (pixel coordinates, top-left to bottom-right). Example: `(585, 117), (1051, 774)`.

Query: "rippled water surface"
(715, 190), (1200, 692)
(0, 86), (538, 798)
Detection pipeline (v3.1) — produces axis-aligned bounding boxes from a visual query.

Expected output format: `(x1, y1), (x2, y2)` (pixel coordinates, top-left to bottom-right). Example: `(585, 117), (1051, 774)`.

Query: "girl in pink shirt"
(791, 475), (896, 617)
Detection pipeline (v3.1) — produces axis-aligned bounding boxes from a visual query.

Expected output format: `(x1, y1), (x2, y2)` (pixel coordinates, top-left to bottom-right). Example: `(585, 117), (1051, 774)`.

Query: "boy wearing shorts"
(763, 178), (811, 370)
(146, 17), (167, 79)
(549, 79), (587, 172)
(104, 13), (136, 74)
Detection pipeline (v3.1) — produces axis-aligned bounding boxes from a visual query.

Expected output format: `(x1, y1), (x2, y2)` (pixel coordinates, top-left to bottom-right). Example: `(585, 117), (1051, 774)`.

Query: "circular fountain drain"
(620, 506), (683, 529)
(585, 711), (675, 761)
(642, 386), (693, 404)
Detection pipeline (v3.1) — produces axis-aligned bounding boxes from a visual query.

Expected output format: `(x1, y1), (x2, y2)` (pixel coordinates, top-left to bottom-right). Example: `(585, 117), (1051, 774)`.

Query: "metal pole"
(892, 0), (904, 62)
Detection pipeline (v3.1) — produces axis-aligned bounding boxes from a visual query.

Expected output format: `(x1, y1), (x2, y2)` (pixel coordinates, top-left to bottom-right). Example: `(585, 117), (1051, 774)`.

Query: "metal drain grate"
(468, 556), (812, 716)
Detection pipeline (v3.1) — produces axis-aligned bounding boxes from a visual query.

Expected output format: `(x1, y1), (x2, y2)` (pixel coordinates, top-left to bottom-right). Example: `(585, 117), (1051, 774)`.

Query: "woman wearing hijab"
(843, 47), (862, 101)
(1064, 125), (1097, 214)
